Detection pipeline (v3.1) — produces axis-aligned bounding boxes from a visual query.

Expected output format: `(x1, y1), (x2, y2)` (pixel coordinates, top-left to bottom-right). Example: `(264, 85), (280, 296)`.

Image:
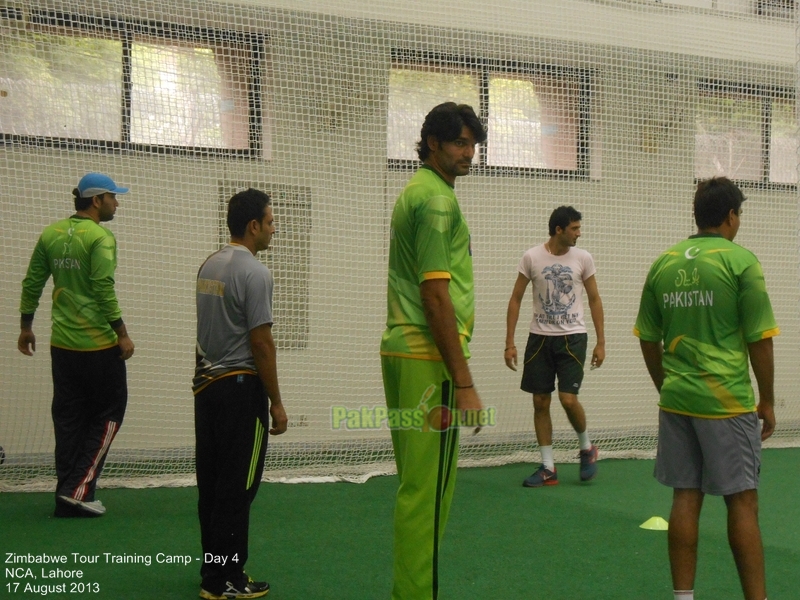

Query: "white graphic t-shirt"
(518, 244), (596, 335)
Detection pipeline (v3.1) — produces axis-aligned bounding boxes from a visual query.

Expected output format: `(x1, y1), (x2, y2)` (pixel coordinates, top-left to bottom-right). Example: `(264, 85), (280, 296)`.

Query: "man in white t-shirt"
(504, 206), (605, 487)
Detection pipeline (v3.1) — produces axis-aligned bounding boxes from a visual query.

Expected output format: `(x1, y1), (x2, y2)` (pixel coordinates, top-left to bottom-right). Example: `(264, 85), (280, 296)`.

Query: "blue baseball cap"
(77, 173), (129, 198)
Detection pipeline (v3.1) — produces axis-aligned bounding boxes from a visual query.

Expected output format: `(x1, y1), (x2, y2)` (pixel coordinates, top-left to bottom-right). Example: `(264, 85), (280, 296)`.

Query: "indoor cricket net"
(0, 0), (798, 490)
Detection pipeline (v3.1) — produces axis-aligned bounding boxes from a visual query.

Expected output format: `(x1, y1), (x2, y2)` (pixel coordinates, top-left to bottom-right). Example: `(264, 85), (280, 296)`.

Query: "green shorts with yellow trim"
(521, 332), (587, 395)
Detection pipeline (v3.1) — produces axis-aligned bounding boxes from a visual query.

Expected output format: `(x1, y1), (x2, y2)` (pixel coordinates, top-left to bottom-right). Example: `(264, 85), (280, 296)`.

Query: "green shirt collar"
(420, 164), (455, 189)
(689, 232), (724, 239)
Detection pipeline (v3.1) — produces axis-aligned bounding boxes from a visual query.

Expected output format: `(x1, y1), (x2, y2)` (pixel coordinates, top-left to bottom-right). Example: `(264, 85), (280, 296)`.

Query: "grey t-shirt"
(193, 244), (273, 393)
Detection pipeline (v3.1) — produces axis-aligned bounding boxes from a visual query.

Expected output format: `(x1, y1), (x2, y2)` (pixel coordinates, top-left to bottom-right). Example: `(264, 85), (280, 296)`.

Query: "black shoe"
(57, 495), (105, 516)
(54, 497), (103, 518)
(200, 575), (269, 599)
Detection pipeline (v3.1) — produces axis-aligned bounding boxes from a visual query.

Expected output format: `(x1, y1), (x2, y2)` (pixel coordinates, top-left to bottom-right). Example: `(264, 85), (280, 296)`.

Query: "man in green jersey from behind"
(634, 177), (777, 600)
(381, 102), (486, 600)
(18, 173), (135, 518)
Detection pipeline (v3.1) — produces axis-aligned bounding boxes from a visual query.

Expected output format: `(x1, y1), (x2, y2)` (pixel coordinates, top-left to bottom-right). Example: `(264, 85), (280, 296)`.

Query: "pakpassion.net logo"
(331, 385), (496, 431)
(331, 404), (496, 431)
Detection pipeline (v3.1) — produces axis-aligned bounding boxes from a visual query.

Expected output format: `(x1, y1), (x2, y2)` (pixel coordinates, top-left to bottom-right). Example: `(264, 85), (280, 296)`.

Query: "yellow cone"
(640, 516), (669, 530)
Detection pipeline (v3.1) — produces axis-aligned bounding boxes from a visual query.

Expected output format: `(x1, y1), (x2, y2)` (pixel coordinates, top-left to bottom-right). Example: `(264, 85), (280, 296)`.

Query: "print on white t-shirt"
(517, 244), (596, 336)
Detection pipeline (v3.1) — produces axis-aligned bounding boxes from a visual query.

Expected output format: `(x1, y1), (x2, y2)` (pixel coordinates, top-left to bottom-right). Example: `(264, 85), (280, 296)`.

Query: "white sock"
(578, 431), (592, 451)
(540, 445), (554, 470)
(673, 591), (693, 600)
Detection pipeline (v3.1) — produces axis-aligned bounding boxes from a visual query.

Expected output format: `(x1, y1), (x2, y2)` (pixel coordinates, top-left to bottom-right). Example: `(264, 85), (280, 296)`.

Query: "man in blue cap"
(18, 173), (135, 517)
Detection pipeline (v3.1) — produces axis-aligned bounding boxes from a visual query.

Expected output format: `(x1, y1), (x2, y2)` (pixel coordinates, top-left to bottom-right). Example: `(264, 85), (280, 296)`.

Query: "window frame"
(695, 78), (796, 190)
(0, 7), (267, 158)
(387, 49), (592, 180)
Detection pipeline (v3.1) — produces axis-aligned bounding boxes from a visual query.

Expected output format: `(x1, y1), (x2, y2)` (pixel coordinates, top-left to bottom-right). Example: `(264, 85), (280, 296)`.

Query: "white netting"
(1, 0), (798, 490)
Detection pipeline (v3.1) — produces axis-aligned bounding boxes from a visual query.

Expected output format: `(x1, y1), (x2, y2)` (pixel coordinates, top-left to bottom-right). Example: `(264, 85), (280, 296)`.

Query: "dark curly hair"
(416, 102), (486, 161)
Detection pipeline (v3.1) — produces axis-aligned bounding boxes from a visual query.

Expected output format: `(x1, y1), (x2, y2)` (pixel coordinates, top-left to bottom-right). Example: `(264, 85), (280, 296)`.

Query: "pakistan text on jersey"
(663, 290), (714, 308)
(53, 258), (80, 270)
(197, 278), (225, 297)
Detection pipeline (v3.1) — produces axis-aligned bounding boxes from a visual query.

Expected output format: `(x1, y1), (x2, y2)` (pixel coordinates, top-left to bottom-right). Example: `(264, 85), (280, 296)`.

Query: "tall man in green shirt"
(634, 178), (777, 600)
(381, 102), (486, 600)
(18, 173), (135, 518)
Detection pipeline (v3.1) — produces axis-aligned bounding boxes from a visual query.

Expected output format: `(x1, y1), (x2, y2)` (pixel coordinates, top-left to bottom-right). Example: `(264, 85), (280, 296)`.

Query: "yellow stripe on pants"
(246, 418), (265, 490)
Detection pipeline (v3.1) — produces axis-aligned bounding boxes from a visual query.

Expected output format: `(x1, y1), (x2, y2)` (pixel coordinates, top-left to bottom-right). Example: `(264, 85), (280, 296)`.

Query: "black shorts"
(520, 333), (587, 395)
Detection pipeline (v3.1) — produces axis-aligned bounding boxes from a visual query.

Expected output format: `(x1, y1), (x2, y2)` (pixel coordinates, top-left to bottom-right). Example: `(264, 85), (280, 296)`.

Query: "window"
(694, 80), (796, 186)
(0, 9), (266, 157)
(756, 0), (796, 19)
(387, 50), (591, 178)
(769, 99), (798, 184)
(388, 66), (479, 161)
(657, 0), (796, 19)
(218, 184), (311, 350)
(487, 73), (581, 171)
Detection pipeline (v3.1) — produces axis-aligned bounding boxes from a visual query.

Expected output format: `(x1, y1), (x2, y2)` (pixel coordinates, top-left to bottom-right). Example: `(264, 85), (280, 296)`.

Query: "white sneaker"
(58, 495), (106, 515)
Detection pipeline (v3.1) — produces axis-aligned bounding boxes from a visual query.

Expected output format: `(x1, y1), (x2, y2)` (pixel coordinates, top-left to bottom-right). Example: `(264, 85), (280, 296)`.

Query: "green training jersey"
(381, 166), (474, 361)
(634, 233), (778, 418)
(20, 216), (122, 350)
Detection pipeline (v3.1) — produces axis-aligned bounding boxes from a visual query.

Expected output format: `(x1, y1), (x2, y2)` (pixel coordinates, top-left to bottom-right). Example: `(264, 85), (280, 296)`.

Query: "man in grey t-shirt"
(194, 243), (275, 391)
(194, 188), (288, 600)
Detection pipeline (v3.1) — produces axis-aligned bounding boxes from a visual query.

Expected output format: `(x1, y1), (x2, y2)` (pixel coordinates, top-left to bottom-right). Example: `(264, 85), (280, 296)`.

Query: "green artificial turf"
(1, 449), (798, 599)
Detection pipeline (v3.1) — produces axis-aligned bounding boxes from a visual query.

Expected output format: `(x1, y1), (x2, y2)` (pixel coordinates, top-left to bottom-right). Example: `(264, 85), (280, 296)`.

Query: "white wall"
(0, 0), (797, 480)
